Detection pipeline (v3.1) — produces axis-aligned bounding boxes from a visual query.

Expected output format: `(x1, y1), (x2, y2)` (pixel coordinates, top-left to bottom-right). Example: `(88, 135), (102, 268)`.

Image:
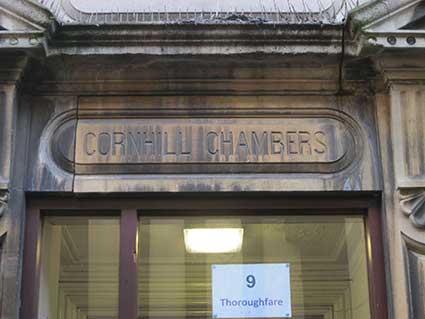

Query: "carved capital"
(0, 54), (29, 83)
(0, 191), (8, 217)
(399, 189), (425, 229)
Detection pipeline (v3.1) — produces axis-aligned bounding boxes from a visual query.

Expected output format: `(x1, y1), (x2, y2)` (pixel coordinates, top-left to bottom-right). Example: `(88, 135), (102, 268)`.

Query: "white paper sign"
(212, 263), (291, 318)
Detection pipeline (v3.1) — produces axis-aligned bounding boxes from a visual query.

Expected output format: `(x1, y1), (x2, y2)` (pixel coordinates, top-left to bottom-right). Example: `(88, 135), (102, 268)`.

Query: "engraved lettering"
(127, 131), (142, 157)
(112, 132), (125, 156)
(220, 131), (233, 156)
(156, 131), (162, 158)
(252, 131), (268, 155)
(237, 132), (250, 154)
(179, 129), (192, 156)
(298, 131), (311, 155)
(163, 131), (176, 156)
(207, 131), (219, 155)
(271, 132), (284, 154)
(73, 118), (350, 175)
(84, 132), (96, 156)
(314, 131), (327, 154)
(287, 131), (298, 154)
(98, 132), (111, 155)
(143, 131), (155, 156)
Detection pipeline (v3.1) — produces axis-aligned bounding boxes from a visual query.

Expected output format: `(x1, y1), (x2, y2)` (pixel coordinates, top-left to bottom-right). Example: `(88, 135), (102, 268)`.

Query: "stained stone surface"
(25, 96), (76, 192)
(1, 1), (425, 319)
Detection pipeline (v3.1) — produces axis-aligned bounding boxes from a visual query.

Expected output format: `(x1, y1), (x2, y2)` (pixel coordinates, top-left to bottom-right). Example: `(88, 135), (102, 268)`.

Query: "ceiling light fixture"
(184, 228), (244, 253)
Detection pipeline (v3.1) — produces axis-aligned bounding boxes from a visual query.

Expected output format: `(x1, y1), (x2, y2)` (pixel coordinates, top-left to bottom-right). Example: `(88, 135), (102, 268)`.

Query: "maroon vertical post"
(21, 207), (42, 319)
(119, 209), (138, 319)
(367, 207), (389, 319)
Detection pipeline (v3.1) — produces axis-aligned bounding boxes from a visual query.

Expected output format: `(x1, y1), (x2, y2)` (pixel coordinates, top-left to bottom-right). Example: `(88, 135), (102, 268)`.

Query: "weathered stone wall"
(0, 51), (387, 319)
(0, 0), (425, 317)
(374, 52), (425, 319)
(22, 55), (381, 194)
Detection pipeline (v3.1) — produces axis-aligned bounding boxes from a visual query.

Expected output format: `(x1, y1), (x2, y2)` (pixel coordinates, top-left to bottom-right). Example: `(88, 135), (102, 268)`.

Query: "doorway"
(21, 194), (387, 319)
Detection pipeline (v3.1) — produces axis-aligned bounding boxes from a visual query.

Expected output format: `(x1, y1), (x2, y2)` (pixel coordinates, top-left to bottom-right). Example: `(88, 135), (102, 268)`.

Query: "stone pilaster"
(375, 53), (425, 319)
(0, 53), (29, 319)
(0, 84), (17, 188)
(0, 54), (28, 185)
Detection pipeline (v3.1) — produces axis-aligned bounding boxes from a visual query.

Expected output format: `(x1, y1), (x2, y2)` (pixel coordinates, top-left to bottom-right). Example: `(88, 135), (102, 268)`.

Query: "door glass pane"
(138, 215), (371, 319)
(38, 216), (120, 319)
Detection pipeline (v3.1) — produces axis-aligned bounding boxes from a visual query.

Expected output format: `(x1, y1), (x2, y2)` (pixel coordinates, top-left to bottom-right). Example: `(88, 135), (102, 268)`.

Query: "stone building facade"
(0, 0), (425, 318)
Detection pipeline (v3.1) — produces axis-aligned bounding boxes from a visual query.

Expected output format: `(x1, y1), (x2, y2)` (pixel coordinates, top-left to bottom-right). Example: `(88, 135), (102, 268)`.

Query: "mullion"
(21, 207), (42, 319)
(119, 209), (139, 319)
(366, 208), (389, 319)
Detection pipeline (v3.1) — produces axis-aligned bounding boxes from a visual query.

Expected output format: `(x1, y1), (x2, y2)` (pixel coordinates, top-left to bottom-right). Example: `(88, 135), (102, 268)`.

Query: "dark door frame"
(21, 193), (388, 319)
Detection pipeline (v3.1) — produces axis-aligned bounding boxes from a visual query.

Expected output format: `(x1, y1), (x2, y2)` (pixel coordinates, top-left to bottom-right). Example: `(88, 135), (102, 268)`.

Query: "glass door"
(22, 196), (387, 319)
(137, 215), (371, 319)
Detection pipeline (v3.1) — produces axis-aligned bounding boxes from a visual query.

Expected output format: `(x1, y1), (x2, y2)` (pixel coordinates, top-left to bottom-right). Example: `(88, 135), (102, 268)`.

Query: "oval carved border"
(47, 107), (364, 175)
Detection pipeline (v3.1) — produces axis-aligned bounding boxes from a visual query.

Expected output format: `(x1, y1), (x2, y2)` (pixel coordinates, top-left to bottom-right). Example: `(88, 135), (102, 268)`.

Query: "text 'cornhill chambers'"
(74, 118), (349, 165)
(81, 128), (328, 162)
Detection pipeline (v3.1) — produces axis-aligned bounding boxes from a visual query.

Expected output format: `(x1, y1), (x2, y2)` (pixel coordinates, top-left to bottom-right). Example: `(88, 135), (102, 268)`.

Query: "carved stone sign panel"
(70, 117), (357, 174)
(28, 95), (377, 192)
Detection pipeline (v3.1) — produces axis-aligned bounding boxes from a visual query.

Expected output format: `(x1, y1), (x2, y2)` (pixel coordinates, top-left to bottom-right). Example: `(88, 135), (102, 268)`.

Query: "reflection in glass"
(138, 215), (371, 319)
(38, 216), (120, 319)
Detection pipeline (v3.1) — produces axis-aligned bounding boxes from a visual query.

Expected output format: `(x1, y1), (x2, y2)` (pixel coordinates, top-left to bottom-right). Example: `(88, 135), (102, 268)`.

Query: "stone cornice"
(372, 51), (425, 85)
(21, 54), (347, 95)
(44, 23), (344, 56)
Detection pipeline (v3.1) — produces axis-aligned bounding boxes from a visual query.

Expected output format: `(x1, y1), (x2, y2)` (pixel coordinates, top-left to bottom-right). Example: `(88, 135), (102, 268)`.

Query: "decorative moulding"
(399, 188), (425, 229)
(402, 232), (425, 318)
(0, 4), (47, 50)
(46, 107), (364, 175)
(0, 191), (8, 217)
(357, 0), (425, 50)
